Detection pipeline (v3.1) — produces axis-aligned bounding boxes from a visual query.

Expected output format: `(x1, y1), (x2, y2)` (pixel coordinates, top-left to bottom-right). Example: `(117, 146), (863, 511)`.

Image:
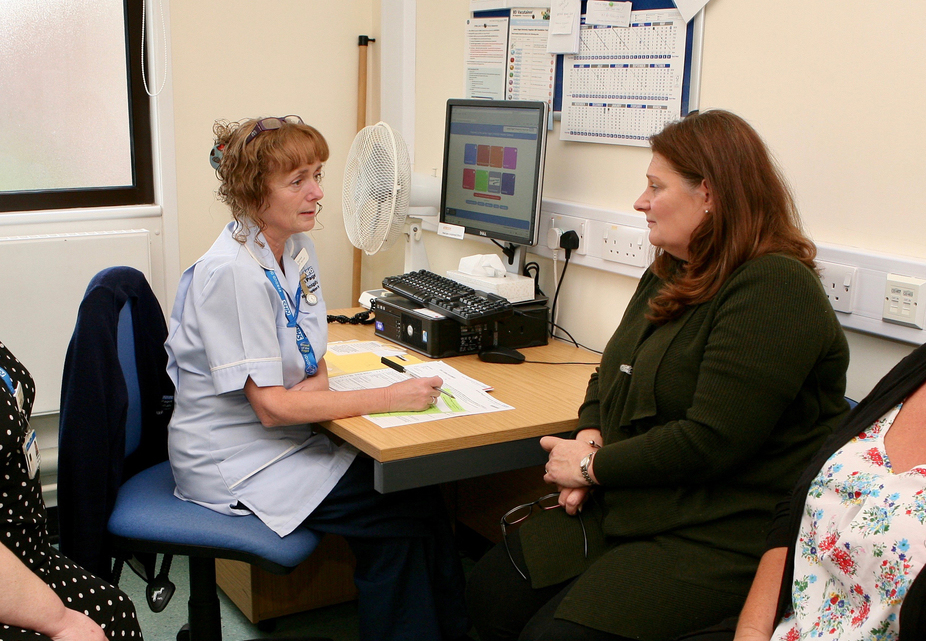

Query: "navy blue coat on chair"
(57, 266), (174, 580)
(57, 266), (327, 640)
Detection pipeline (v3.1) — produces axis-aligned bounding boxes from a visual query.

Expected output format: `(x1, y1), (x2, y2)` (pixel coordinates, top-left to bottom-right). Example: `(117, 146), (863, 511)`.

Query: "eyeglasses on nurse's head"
(500, 492), (587, 581)
(245, 115), (305, 145)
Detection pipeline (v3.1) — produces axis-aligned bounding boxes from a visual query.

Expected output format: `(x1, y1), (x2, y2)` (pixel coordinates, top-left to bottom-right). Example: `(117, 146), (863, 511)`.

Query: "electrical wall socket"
(602, 224), (649, 267)
(817, 260), (857, 314)
(548, 214), (588, 255)
(882, 273), (926, 329)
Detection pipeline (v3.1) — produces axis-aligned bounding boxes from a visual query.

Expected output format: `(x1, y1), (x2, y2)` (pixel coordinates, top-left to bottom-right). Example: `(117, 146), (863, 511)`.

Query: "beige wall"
(362, 0), (926, 399)
(170, 0), (926, 398)
(169, 0), (374, 310)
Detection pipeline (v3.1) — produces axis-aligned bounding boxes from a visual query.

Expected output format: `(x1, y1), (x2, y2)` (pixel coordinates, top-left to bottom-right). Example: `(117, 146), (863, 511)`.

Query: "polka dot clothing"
(0, 341), (142, 640)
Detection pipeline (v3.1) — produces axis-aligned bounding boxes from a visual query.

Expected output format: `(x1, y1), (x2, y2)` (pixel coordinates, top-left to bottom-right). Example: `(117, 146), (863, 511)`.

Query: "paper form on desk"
(327, 340), (406, 356)
(327, 359), (513, 429)
(326, 340), (424, 378)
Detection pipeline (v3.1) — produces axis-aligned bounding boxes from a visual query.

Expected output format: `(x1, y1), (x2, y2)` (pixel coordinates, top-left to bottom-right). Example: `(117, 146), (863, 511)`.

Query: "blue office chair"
(58, 266), (329, 641)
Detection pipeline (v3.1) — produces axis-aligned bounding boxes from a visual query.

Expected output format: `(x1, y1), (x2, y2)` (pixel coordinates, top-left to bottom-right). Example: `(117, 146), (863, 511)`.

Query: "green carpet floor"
(119, 555), (361, 641)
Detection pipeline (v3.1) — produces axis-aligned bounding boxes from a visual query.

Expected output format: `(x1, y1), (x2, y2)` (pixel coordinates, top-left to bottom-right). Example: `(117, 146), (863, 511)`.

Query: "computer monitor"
(440, 99), (548, 274)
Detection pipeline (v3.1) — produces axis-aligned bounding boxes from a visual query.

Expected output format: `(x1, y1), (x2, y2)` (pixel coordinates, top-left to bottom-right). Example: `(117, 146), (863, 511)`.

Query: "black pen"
(380, 357), (455, 399)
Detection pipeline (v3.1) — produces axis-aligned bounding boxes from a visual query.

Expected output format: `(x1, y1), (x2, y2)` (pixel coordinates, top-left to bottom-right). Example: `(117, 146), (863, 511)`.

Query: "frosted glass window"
(0, 0), (153, 210)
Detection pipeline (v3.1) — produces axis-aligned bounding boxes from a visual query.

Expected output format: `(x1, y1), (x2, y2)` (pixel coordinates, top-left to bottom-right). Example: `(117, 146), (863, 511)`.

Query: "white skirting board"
(0, 230), (151, 415)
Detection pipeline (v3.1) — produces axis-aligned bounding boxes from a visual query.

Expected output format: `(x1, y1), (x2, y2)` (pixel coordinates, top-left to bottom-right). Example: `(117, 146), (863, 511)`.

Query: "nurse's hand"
(385, 376), (444, 411)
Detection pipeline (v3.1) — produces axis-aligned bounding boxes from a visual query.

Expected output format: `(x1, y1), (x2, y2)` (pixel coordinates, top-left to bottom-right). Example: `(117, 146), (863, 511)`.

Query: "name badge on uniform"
(300, 273), (318, 306)
(23, 428), (40, 479)
(294, 248), (309, 271)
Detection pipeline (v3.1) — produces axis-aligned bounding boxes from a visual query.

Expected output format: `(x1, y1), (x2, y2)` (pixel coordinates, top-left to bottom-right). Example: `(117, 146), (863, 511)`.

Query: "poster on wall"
(560, 6), (687, 146)
(464, 17), (509, 100)
(506, 8), (556, 121)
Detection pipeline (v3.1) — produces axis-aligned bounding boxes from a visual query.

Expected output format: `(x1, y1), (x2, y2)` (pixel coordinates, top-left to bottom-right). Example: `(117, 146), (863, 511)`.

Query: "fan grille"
(342, 122), (411, 255)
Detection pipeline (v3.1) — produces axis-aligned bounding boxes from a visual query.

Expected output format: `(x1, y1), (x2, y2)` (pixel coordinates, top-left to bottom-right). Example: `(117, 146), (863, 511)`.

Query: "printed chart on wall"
(506, 9), (556, 121)
(465, 17), (509, 100)
(560, 6), (687, 146)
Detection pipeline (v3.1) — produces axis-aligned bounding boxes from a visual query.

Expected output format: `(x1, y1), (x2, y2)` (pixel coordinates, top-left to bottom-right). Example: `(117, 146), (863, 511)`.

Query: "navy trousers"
(301, 455), (469, 641)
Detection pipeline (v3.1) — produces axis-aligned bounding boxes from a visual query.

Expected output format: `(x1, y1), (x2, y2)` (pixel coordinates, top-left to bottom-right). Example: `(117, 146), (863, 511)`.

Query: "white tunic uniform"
(165, 221), (357, 536)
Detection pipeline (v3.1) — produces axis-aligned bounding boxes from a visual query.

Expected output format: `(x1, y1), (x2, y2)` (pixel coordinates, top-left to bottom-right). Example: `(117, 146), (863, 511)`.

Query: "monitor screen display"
(440, 100), (547, 247)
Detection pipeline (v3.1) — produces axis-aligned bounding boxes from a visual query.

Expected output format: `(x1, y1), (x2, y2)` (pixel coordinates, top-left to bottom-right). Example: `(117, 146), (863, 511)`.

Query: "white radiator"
(0, 230), (151, 415)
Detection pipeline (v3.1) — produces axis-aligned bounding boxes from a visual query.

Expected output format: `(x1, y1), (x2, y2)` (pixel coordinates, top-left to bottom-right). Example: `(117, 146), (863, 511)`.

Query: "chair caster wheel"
(176, 623), (190, 641)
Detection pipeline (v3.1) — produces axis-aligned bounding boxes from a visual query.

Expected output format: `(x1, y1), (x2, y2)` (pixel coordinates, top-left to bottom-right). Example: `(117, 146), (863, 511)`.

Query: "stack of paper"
(326, 341), (513, 428)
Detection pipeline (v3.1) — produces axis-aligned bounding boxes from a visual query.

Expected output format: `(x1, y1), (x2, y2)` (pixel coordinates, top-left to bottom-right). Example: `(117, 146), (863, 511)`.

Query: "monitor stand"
(500, 243), (528, 276)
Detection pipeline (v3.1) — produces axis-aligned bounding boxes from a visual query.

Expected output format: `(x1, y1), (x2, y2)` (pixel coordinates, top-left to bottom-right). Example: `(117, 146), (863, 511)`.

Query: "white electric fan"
(342, 121), (439, 273)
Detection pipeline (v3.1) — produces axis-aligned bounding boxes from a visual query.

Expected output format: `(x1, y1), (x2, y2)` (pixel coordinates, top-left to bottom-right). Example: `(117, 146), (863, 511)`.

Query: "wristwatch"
(580, 451), (597, 486)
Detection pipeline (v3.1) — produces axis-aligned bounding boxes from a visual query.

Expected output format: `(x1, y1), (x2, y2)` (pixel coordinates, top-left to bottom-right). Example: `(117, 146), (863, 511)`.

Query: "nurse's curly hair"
(211, 117), (329, 242)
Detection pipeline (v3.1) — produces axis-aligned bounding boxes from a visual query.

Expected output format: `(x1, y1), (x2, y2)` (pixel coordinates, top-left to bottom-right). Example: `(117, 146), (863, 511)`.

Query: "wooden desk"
(217, 309), (600, 622)
(323, 308), (600, 492)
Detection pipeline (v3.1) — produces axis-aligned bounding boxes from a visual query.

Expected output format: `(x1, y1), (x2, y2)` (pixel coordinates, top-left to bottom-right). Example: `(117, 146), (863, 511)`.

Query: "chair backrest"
(57, 266), (174, 579)
(117, 299), (142, 457)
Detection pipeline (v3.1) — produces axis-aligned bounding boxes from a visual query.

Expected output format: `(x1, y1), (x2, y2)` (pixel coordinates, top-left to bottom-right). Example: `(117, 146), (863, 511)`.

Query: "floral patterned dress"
(771, 404), (926, 641)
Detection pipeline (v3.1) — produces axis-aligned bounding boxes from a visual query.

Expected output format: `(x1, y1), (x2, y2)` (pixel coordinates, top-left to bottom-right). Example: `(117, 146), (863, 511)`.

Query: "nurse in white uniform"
(165, 116), (469, 641)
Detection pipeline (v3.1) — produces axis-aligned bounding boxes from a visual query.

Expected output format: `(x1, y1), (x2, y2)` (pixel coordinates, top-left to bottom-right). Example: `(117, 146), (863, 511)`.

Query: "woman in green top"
(466, 110), (851, 641)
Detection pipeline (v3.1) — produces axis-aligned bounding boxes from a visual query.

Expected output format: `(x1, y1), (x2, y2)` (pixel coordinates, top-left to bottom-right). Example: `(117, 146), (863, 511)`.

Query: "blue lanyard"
(264, 269), (318, 377)
(0, 367), (14, 396)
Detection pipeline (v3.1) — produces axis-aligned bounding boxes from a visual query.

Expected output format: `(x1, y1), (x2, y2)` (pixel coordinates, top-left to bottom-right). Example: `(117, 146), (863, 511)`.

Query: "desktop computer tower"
(372, 294), (549, 358)
(372, 295), (494, 358)
(495, 303), (549, 349)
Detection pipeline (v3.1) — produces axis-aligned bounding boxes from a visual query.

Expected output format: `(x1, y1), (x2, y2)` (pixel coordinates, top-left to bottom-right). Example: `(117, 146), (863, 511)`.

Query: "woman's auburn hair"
(646, 110), (816, 325)
(212, 118), (329, 241)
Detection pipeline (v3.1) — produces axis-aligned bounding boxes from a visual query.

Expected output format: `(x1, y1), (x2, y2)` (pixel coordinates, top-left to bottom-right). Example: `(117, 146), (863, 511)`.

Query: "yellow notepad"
(326, 343), (424, 377)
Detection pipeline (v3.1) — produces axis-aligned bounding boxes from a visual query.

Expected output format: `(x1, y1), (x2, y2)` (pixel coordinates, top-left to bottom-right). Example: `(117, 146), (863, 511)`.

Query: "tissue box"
(445, 270), (535, 303)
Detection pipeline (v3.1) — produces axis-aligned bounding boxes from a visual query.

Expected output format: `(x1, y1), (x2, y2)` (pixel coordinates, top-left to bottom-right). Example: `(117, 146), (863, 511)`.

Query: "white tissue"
(447, 254), (535, 303)
(458, 254), (508, 278)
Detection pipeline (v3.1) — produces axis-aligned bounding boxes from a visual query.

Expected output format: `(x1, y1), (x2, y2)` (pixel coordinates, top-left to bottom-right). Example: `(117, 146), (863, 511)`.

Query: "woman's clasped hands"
(540, 429), (602, 515)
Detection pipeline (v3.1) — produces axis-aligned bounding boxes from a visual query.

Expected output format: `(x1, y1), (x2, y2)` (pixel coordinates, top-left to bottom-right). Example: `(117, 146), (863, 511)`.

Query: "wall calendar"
(560, 7), (687, 146)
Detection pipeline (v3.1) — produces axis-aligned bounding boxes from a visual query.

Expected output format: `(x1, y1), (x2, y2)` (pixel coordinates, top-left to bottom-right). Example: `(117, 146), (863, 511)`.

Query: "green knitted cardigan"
(519, 254), (850, 640)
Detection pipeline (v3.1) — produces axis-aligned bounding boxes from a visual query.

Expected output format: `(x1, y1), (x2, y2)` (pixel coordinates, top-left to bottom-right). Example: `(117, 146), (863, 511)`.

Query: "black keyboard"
(381, 269), (513, 326)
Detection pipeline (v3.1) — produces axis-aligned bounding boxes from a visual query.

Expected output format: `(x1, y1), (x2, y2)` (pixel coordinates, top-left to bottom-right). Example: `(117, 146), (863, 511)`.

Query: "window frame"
(0, 0), (154, 213)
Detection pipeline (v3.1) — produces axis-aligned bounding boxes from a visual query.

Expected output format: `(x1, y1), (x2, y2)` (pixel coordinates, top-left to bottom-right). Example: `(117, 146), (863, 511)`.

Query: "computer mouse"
(478, 347), (525, 364)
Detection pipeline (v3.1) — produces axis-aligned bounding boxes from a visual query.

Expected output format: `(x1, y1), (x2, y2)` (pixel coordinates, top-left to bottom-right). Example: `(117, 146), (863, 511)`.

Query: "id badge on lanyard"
(23, 428), (40, 479)
(264, 269), (318, 377)
(0, 366), (39, 479)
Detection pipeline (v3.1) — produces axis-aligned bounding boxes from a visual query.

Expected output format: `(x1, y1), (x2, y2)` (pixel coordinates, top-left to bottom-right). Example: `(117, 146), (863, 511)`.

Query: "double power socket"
(818, 260), (926, 329)
(542, 220), (926, 330)
(547, 213), (651, 268)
